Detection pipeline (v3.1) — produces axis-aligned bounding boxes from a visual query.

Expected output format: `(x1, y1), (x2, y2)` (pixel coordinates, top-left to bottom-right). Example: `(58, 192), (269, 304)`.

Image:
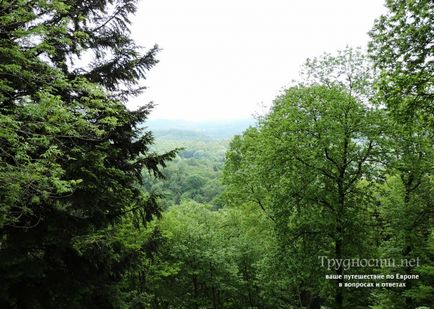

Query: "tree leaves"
(0, 0), (175, 307)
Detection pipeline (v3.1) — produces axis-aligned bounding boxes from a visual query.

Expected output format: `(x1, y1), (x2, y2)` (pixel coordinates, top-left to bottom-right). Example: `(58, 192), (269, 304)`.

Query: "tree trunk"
(192, 275), (199, 309)
(335, 227), (343, 309)
(335, 172), (346, 309)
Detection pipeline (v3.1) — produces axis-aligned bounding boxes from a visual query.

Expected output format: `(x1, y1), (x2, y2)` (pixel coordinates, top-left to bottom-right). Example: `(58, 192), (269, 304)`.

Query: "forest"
(0, 0), (433, 308)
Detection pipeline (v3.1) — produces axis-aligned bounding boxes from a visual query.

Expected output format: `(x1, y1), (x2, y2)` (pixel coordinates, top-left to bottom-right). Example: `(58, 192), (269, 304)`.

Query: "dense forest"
(0, 0), (433, 308)
(142, 130), (229, 208)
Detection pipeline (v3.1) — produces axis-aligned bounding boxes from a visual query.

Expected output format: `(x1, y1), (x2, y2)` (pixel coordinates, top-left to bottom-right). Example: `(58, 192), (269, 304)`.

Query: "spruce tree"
(0, 0), (175, 307)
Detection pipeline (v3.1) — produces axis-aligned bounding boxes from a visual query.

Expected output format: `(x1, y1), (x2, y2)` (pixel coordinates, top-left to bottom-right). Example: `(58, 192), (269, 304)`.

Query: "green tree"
(119, 199), (278, 308)
(370, 1), (434, 307)
(125, 202), (239, 308)
(0, 0), (175, 307)
(224, 85), (382, 308)
(369, 0), (434, 125)
(223, 49), (383, 308)
(141, 137), (228, 208)
(300, 47), (374, 102)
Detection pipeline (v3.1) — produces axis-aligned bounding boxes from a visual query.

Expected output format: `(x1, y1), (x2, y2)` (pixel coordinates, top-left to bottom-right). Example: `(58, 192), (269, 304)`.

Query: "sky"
(129, 0), (386, 121)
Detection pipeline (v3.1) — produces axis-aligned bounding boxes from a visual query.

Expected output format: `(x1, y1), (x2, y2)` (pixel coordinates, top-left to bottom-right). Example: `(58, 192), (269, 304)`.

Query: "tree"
(119, 199), (278, 308)
(224, 85), (382, 308)
(300, 47), (374, 102)
(369, 2), (434, 307)
(223, 49), (383, 308)
(369, 0), (434, 125)
(141, 138), (228, 208)
(0, 0), (175, 307)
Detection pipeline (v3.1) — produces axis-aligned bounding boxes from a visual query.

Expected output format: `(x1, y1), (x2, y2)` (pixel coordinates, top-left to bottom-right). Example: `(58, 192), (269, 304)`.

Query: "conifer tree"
(0, 0), (175, 307)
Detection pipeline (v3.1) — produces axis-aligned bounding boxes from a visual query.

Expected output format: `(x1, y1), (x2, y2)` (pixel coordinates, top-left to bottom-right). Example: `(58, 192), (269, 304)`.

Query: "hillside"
(142, 121), (253, 209)
(145, 118), (255, 139)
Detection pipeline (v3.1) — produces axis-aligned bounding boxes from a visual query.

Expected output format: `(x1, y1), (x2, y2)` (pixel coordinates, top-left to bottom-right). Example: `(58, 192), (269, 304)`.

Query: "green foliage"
(373, 175), (434, 308)
(225, 85), (382, 308)
(0, 0), (175, 307)
(369, 0), (434, 126)
(369, 2), (434, 307)
(300, 47), (375, 101)
(1, 1), (433, 308)
(119, 55), (432, 308)
(120, 201), (278, 308)
(142, 136), (228, 208)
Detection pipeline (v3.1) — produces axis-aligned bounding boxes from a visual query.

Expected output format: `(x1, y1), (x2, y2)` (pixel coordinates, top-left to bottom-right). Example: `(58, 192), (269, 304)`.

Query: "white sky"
(129, 0), (386, 121)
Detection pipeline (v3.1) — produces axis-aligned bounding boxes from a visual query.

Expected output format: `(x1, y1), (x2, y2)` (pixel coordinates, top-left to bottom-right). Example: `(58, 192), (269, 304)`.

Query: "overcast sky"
(129, 0), (386, 121)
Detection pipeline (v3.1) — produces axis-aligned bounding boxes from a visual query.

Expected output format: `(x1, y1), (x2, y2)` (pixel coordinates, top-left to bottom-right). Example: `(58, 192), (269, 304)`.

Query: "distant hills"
(143, 118), (255, 140)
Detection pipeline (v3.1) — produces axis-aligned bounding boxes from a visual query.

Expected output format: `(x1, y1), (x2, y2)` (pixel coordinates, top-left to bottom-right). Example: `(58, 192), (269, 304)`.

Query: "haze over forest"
(0, 1), (432, 309)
